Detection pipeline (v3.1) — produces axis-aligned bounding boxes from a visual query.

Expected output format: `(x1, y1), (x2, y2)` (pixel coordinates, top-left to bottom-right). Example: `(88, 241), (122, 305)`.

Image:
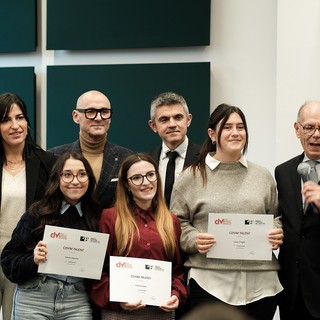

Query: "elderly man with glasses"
(49, 90), (132, 210)
(275, 100), (320, 320)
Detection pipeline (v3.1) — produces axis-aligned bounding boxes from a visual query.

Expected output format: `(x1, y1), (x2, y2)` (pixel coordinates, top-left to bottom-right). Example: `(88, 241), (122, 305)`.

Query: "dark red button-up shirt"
(90, 206), (187, 310)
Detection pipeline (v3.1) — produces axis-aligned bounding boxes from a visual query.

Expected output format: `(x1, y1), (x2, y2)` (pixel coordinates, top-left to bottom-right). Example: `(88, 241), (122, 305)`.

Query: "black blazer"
(49, 140), (133, 209)
(0, 146), (56, 209)
(275, 153), (320, 318)
(149, 139), (200, 170)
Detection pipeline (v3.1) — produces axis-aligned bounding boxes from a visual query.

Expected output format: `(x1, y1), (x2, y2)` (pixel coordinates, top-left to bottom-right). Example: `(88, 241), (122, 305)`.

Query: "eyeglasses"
(298, 122), (320, 135)
(127, 171), (158, 186)
(60, 171), (89, 183)
(77, 108), (112, 120)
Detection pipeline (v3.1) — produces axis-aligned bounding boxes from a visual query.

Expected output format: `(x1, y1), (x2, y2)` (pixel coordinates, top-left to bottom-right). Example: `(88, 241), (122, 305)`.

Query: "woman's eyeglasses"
(127, 171), (158, 186)
(60, 171), (89, 183)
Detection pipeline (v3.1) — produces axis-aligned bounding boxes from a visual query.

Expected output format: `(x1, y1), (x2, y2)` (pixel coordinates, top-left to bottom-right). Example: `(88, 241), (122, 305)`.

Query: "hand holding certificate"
(207, 213), (273, 260)
(109, 256), (172, 306)
(38, 225), (109, 279)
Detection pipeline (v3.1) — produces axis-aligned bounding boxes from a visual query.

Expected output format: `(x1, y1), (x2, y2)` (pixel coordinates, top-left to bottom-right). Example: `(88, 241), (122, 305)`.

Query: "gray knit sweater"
(170, 160), (281, 271)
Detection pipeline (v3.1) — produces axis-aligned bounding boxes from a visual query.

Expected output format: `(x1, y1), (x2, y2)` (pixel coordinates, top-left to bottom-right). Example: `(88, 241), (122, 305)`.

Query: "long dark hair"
(192, 103), (249, 184)
(0, 93), (39, 160)
(29, 152), (100, 242)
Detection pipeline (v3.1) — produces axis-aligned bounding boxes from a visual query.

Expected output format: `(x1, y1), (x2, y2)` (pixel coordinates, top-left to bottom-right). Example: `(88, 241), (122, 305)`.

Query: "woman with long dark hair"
(170, 104), (284, 320)
(1, 151), (100, 319)
(0, 92), (55, 319)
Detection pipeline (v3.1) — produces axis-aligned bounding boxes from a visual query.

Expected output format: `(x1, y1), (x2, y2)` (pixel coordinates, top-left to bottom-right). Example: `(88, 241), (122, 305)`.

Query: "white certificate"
(207, 213), (273, 261)
(38, 225), (109, 279)
(110, 256), (172, 306)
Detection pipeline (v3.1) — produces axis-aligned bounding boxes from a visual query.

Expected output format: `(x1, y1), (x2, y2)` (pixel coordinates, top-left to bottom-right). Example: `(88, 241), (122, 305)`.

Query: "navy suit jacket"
(275, 153), (320, 317)
(149, 139), (200, 170)
(49, 140), (133, 209)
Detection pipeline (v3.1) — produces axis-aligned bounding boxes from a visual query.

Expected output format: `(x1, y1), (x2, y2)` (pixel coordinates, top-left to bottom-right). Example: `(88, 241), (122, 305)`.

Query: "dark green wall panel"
(0, 1), (36, 52)
(0, 67), (36, 138)
(47, 0), (210, 50)
(47, 63), (210, 152)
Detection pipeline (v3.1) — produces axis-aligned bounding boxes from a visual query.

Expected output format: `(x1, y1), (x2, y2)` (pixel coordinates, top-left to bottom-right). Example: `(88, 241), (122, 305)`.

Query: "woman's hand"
(33, 240), (48, 265)
(268, 228), (284, 250)
(160, 294), (179, 311)
(120, 300), (146, 311)
(196, 233), (216, 254)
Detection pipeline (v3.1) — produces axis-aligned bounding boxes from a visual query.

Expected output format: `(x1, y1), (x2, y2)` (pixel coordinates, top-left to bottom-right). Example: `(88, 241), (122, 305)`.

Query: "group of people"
(0, 90), (319, 320)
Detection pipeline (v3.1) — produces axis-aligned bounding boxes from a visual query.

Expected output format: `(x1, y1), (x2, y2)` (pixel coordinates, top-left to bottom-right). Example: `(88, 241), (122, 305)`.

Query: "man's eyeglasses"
(127, 171), (158, 186)
(77, 108), (112, 120)
(298, 122), (320, 135)
(60, 171), (89, 183)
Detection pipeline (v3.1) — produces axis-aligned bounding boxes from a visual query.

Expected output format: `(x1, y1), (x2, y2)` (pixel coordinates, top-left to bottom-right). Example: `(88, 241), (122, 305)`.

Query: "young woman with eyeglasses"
(90, 153), (187, 320)
(1, 151), (100, 319)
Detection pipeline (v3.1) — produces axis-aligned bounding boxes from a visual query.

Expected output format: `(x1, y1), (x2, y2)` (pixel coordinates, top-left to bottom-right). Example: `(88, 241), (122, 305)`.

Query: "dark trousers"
(279, 282), (320, 320)
(189, 278), (277, 320)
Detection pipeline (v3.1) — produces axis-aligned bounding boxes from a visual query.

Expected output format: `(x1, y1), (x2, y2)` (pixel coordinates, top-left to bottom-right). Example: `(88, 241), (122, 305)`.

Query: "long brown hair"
(115, 153), (177, 259)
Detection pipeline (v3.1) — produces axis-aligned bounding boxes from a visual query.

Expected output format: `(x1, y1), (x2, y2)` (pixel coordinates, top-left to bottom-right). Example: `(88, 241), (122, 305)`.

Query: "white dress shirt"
(158, 137), (189, 193)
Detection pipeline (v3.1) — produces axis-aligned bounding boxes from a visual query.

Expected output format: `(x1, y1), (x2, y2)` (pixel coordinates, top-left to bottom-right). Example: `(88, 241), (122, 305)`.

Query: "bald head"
(76, 90), (111, 109)
(73, 90), (112, 142)
(295, 100), (320, 160)
(297, 100), (320, 121)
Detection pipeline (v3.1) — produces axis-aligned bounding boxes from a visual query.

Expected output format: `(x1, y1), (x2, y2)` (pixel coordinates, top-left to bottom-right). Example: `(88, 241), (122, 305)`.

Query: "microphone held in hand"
(297, 162), (311, 183)
(297, 161), (319, 214)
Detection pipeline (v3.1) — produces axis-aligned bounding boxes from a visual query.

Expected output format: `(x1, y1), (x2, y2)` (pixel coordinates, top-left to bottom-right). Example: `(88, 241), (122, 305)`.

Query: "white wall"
(2, 1), (320, 319)
(211, 0), (277, 173)
(210, 0), (320, 173)
(276, 0), (320, 165)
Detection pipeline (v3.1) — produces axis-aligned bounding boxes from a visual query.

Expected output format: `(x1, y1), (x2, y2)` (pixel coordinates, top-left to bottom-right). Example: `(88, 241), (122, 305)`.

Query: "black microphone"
(297, 162), (319, 214)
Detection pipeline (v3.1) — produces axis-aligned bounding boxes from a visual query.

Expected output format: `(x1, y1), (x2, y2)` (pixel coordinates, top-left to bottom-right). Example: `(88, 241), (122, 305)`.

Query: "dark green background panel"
(47, 0), (210, 50)
(0, 0), (36, 52)
(0, 67), (36, 138)
(47, 63), (210, 152)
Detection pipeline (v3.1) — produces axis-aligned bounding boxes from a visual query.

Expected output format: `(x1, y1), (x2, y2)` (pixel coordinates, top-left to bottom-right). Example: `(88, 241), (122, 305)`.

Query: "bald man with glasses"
(275, 100), (320, 320)
(49, 90), (132, 210)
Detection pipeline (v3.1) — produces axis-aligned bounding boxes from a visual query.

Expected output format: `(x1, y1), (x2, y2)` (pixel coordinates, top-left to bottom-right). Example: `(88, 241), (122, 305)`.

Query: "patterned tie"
(164, 151), (179, 207)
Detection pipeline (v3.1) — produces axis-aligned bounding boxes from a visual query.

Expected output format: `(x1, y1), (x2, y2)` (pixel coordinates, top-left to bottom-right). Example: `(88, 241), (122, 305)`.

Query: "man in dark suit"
(49, 90), (132, 210)
(275, 100), (320, 320)
(148, 92), (200, 205)
(148, 92), (199, 319)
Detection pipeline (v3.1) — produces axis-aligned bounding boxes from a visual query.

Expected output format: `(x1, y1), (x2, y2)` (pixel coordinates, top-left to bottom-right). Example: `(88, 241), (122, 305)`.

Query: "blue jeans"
(12, 275), (92, 319)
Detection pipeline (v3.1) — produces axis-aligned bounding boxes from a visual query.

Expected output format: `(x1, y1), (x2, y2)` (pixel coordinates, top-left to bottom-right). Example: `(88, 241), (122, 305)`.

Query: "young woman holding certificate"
(90, 153), (187, 320)
(1, 152), (100, 319)
(170, 104), (284, 320)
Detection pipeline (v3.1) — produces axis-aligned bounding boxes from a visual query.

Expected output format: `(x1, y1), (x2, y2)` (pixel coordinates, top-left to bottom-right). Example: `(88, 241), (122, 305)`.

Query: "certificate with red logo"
(38, 225), (109, 279)
(109, 256), (172, 306)
(207, 213), (273, 260)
